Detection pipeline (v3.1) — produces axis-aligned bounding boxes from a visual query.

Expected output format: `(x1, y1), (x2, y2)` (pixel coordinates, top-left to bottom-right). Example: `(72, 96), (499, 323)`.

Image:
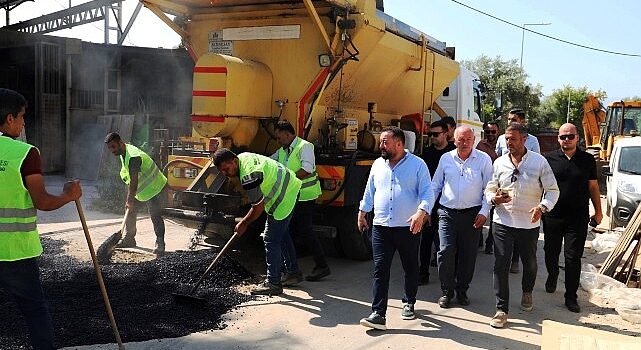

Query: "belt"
(441, 205), (481, 214)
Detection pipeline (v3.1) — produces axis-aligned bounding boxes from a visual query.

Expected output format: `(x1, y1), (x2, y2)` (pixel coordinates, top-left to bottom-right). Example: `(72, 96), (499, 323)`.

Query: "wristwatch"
(538, 204), (549, 213)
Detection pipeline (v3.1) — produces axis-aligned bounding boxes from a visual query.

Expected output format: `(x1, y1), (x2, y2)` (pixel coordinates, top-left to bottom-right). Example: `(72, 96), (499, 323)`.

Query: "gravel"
(0, 237), (254, 349)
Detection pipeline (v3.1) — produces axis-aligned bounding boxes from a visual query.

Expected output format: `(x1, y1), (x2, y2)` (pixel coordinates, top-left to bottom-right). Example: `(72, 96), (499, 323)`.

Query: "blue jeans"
(264, 213), (298, 284)
(437, 206), (482, 294)
(371, 225), (420, 317)
(0, 257), (55, 350)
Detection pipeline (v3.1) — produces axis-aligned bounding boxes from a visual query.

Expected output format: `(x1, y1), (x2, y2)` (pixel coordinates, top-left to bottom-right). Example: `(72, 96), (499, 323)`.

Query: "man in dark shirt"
(476, 121), (500, 253)
(419, 120), (456, 284)
(543, 123), (603, 313)
(441, 116), (457, 144)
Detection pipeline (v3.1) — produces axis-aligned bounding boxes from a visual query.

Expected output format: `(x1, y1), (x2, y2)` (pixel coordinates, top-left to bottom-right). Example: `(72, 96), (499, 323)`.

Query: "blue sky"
(5, 0), (641, 102)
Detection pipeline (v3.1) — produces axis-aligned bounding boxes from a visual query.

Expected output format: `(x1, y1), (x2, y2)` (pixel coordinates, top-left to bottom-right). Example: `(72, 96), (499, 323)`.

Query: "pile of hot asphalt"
(0, 238), (254, 349)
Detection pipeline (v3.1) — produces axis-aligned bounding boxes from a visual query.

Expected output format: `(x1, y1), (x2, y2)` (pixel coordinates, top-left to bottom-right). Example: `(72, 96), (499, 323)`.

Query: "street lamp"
(520, 22), (551, 70)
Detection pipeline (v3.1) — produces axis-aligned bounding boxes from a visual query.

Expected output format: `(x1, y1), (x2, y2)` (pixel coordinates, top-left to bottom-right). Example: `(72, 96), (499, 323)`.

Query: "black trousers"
(290, 200), (327, 268)
(419, 206), (439, 275)
(371, 225), (420, 316)
(542, 214), (589, 301)
(493, 223), (539, 313)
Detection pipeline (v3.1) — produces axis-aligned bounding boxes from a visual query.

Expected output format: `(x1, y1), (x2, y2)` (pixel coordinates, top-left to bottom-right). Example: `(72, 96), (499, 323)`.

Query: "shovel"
(96, 208), (129, 264)
(75, 200), (125, 350)
(172, 231), (240, 305)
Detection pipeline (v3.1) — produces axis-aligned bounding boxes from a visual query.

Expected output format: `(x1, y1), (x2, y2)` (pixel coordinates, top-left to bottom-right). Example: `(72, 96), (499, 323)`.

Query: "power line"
(450, 0), (641, 58)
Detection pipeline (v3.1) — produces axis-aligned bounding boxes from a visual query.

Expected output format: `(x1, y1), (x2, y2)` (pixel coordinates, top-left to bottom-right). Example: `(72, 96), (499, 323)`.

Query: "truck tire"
(338, 206), (372, 260)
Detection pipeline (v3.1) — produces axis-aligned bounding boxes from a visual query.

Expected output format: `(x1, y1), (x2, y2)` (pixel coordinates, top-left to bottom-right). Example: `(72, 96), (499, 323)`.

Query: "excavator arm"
(582, 95), (606, 148)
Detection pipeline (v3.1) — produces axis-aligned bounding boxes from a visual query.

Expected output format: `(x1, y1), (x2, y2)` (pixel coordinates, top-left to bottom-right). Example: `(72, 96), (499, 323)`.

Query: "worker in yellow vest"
(104, 132), (167, 255)
(272, 121), (330, 283)
(0, 88), (82, 350)
(213, 148), (302, 296)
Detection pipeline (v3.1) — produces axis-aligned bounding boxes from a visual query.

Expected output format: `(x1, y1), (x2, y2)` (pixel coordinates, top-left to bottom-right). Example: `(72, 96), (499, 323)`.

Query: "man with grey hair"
(429, 126), (493, 308)
(485, 123), (559, 328)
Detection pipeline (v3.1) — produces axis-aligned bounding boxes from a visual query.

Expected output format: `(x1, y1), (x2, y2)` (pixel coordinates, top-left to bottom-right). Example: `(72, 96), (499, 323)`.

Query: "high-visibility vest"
(238, 153), (301, 220)
(0, 137), (42, 261)
(120, 144), (167, 202)
(277, 137), (322, 202)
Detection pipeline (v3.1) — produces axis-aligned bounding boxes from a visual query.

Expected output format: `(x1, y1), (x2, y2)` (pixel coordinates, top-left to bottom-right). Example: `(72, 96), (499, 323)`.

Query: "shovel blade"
(171, 292), (208, 305)
(96, 230), (123, 264)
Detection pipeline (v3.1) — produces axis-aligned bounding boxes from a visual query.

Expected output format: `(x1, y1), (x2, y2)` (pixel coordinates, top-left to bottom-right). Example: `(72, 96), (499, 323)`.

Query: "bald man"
(543, 123), (602, 313)
(428, 126), (494, 308)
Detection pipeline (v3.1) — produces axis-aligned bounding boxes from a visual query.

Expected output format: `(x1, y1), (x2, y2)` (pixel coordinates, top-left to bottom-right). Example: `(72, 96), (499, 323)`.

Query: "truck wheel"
(338, 206), (372, 260)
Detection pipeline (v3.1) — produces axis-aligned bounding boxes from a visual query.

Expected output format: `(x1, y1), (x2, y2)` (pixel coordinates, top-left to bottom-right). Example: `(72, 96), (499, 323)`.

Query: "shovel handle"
(189, 232), (240, 294)
(75, 200), (125, 350)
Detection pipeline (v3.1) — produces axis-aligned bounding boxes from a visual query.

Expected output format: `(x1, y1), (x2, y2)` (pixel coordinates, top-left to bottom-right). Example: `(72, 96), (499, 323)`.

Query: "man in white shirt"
(429, 126), (493, 308)
(485, 123), (559, 329)
(495, 108), (540, 274)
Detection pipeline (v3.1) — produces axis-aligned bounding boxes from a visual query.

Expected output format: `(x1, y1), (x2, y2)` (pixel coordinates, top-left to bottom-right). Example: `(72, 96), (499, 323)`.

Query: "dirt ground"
(32, 177), (641, 349)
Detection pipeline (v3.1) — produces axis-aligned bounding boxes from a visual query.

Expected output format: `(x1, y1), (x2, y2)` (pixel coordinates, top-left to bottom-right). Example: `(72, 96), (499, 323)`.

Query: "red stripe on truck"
(191, 115), (225, 123)
(193, 67), (228, 74)
(192, 90), (226, 97)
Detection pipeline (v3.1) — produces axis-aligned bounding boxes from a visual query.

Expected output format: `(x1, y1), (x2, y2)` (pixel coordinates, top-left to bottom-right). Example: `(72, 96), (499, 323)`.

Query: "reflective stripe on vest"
(238, 153), (301, 220)
(0, 137), (43, 261)
(276, 137), (321, 201)
(120, 144), (167, 202)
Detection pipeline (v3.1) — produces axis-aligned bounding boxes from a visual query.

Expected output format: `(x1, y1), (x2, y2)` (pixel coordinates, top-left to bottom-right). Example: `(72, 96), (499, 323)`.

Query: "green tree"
(534, 86), (607, 141)
(461, 55), (543, 129)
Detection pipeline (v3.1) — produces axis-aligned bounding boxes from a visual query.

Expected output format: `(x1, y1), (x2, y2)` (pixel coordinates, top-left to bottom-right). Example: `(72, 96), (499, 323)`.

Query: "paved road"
(35, 176), (630, 349)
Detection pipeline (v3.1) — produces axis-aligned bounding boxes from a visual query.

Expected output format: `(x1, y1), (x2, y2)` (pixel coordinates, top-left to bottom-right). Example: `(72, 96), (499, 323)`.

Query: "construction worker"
(104, 132), (167, 254)
(0, 88), (82, 350)
(213, 148), (303, 296)
(272, 121), (330, 283)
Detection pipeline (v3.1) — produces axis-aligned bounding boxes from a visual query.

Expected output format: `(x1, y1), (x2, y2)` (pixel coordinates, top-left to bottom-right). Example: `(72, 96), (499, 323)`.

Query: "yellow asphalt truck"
(144, 0), (485, 259)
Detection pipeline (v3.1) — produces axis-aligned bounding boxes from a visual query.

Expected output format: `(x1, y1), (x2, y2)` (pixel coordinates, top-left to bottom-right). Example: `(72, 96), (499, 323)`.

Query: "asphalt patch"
(0, 237), (254, 349)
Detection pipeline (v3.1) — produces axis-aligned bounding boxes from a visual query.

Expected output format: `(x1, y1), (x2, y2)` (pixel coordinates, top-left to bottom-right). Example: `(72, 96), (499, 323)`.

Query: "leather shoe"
(565, 299), (581, 313)
(305, 266), (331, 281)
(438, 292), (453, 308)
(545, 275), (557, 293)
(457, 291), (470, 306)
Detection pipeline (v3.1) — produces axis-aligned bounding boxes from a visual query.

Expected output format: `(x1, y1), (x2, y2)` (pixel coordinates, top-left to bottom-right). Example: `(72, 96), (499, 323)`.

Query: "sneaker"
(154, 241), (165, 255)
(250, 280), (283, 296)
(359, 312), (386, 330)
(510, 261), (520, 274)
(545, 275), (557, 293)
(456, 291), (470, 306)
(490, 310), (508, 328)
(281, 271), (304, 287)
(401, 303), (415, 320)
(116, 237), (136, 248)
(438, 291), (454, 308)
(418, 271), (430, 285)
(305, 266), (331, 281)
(520, 292), (533, 311)
(565, 298), (581, 313)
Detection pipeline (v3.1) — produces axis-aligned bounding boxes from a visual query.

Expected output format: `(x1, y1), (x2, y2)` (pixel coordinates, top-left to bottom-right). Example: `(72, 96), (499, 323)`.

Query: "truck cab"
(602, 137), (641, 228)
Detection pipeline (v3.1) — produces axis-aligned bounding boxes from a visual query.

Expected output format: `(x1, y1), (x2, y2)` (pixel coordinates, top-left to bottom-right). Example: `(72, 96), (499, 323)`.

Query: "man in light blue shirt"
(429, 126), (493, 308)
(357, 126), (432, 331)
(495, 108), (540, 156)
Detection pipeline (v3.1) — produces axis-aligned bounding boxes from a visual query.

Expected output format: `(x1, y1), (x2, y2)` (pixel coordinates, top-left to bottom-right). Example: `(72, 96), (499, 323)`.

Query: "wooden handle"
(190, 232), (240, 294)
(75, 200), (125, 349)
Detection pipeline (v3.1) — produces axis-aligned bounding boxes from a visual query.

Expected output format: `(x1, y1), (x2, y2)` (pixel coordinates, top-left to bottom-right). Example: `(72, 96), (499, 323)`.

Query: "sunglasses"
(428, 131), (445, 137)
(484, 130), (498, 134)
(510, 168), (519, 183)
(558, 134), (576, 141)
